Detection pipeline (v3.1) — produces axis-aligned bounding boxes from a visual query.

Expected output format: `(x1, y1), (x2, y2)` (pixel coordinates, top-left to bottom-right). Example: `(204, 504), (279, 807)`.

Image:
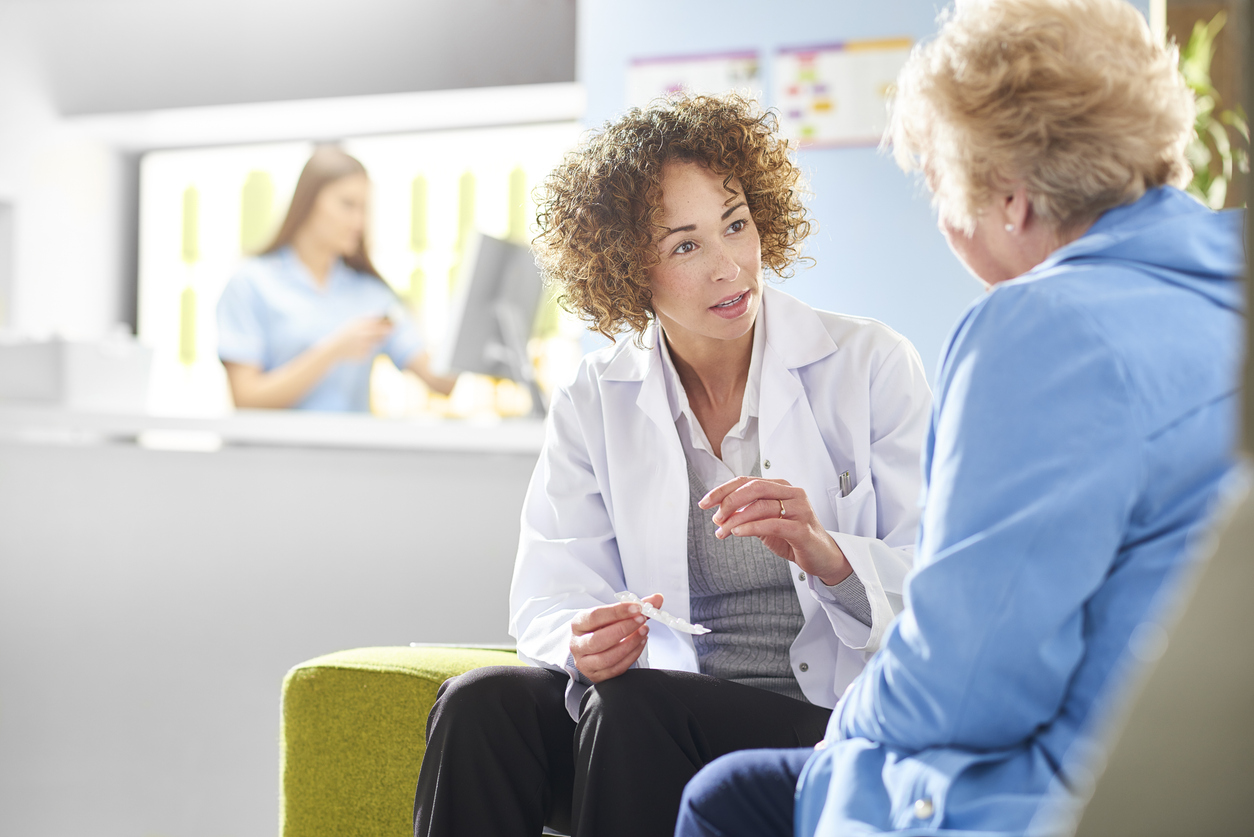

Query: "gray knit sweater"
(686, 459), (871, 702)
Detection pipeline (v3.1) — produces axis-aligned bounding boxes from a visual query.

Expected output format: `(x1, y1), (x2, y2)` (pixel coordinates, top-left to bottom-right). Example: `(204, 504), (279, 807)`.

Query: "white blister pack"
(615, 591), (711, 635)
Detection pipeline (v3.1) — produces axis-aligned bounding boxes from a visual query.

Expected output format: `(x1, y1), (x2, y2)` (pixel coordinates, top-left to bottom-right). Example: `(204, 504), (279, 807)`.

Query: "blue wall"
(578, 0), (1150, 379)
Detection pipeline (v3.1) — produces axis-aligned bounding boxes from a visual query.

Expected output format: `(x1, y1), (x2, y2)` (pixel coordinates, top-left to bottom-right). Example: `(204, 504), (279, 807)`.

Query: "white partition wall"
(0, 202), (12, 328)
(0, 432), (536, 837)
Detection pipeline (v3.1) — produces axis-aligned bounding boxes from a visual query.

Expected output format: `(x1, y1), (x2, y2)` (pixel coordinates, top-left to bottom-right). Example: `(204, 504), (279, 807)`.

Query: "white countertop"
(0, 405), (546, 454)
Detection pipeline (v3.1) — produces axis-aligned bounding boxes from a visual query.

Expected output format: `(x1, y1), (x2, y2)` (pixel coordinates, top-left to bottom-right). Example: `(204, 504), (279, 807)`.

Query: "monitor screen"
(437, 231), (546, 413)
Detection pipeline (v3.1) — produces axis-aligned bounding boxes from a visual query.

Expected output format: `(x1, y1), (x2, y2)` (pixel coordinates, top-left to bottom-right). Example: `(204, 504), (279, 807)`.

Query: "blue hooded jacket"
(795, 187), (1245, 836)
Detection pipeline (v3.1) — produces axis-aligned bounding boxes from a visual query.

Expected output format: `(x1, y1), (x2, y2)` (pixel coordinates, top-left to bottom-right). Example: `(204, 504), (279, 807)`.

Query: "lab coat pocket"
(829, 472), (877, 536)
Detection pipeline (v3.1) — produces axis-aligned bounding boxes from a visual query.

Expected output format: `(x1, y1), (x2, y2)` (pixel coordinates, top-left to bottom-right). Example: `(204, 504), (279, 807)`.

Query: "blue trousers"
(675, 746), (816, 837)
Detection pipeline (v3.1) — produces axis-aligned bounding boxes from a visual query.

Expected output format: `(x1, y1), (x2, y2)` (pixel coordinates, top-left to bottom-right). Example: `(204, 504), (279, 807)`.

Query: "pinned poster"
(775, 38), (913, 148)
(626, 51), (762, 108)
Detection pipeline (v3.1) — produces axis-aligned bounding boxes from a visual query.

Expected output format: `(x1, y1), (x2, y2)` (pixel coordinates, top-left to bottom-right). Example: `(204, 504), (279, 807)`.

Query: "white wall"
(0, 438), (532, 837)
(0, 2), (129, 340)
(31, 0), (576, 115)
(0, 202), (14, 327)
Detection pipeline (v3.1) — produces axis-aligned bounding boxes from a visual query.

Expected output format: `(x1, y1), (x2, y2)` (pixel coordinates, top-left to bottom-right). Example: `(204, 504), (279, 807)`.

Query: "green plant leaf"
(1206, 177), (1228, 209)
(1181, 10), (1246, 208)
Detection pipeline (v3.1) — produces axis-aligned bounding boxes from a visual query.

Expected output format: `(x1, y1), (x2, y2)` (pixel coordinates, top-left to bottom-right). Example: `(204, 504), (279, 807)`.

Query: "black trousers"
(412, 665), (831, 837)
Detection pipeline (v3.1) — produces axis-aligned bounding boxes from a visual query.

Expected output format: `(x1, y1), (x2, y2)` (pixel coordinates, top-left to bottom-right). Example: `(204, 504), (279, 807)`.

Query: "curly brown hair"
(534, 92), (813, 339)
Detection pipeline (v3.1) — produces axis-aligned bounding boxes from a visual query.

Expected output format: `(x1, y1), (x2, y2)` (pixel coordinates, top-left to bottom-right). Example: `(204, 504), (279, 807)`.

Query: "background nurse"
(216, 146), (455, 412)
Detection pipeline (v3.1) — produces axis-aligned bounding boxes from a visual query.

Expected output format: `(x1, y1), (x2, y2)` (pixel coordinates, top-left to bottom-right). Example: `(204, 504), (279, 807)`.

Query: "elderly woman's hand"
(569, 594), (663, 683)
(700, 478), (853, 586)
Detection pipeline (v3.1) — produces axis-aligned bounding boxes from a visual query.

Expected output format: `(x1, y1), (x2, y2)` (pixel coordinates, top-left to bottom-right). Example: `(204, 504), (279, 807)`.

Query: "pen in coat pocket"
(839, 471), (852, 498)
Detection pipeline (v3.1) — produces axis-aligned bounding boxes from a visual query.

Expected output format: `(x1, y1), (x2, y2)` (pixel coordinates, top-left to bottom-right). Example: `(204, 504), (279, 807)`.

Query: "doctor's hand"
(700, 478), (853, 586)
(569, 594), (663, 684)
(323, 316), (394, 361)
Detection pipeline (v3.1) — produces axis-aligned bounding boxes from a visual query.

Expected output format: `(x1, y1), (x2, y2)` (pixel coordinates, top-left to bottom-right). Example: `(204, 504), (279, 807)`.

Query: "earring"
(1004, 223), (1015, 232)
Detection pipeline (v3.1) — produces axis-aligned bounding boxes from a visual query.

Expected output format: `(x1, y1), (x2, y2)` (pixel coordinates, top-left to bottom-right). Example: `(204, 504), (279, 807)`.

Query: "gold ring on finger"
(779, 500), (786, 518)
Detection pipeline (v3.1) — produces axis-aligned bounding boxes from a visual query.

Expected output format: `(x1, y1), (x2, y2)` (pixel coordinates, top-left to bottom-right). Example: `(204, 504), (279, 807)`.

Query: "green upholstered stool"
(280, 645), (525, 837)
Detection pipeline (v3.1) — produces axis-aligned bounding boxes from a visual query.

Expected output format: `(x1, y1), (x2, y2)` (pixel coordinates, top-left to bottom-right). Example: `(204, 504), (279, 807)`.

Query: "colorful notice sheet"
(775, 38), (913, 148)
(626, 51), (761, 108)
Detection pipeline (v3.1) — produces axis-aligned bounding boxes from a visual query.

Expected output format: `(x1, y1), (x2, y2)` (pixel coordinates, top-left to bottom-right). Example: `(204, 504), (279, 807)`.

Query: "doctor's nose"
(709, 242), (741, 283)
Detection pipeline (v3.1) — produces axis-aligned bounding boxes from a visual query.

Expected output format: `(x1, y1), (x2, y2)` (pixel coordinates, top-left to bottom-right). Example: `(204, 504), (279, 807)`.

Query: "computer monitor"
(436, 231), (547, 417)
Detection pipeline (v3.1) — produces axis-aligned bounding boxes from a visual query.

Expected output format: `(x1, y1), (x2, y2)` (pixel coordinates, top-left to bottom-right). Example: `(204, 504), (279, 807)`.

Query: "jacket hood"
(1035, 186), (1245, 313)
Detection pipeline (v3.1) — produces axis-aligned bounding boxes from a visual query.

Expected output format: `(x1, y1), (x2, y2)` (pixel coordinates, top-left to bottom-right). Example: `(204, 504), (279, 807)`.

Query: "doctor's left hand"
(700, 478), (853, 586)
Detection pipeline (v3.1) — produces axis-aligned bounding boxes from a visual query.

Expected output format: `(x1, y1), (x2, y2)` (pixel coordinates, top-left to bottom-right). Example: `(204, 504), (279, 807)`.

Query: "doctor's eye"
(727, 219), (748, 235)
(673, 240), (696, 255)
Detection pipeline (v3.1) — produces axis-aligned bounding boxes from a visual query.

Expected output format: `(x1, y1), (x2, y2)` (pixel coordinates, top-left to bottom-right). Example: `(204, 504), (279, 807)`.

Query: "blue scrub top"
(216, 247), (424, 412)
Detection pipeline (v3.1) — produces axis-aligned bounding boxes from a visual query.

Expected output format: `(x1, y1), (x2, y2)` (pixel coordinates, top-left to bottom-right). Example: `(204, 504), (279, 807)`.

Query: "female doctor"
(216, 146), (455, 411)
(412, 93), (932, 837)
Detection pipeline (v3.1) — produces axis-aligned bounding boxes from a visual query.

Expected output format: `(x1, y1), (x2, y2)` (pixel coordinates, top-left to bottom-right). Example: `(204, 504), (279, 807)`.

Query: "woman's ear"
(1002, 186), (1031, 233)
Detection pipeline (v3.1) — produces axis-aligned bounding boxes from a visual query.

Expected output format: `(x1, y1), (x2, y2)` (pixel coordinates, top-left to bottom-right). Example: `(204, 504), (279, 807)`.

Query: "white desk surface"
(0, 404), (547, 454)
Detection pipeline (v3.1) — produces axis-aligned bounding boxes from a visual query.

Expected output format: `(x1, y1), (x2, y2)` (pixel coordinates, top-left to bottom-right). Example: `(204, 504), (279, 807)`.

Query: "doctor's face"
(647, 160), (763, 355)
(303, 173), (370, 257)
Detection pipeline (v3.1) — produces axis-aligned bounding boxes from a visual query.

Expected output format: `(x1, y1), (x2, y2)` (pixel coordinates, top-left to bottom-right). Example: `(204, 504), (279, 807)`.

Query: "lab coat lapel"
(601, 329), (694, 641)
(600, 328), (678, 439)
(759, 345), (804, 447)
(758, 288), (843, 534)
(635, 345), (693, 617)
(635, 347), (677, 439)
(758, 287), (837, 445)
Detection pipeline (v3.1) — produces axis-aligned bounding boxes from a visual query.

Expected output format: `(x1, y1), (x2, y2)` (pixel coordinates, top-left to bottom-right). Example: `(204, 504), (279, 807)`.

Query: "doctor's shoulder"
(548, 335), (642, 417)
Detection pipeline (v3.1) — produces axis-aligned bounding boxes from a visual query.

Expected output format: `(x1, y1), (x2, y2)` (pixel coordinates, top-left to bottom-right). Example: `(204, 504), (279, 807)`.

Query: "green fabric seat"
(280, 645), (525, 837)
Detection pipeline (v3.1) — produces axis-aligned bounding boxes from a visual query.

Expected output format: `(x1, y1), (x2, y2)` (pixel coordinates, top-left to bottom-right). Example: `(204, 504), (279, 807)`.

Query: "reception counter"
(0, 404), (547, 452)
(0, 407), (544, 837)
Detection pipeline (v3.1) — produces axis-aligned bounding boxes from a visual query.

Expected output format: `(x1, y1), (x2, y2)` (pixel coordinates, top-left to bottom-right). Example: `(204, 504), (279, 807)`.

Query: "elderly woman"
(412, 93), (932, 837)
(675, 2), (1245, 836)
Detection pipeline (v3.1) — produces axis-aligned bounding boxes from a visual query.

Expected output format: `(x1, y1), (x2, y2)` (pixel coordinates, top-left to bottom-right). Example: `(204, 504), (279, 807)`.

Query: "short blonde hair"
(534, 93), (811, 339)
(888, 0), (1195, 234)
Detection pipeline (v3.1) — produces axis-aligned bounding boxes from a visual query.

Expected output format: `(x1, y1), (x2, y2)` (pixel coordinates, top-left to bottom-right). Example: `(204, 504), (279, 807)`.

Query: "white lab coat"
(510, 287), (932, 717)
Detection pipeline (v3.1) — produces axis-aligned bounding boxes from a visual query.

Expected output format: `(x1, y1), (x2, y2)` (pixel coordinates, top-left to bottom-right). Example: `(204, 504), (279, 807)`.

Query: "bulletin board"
(774, 38), (913, 148)
(626, 50), (762, 108)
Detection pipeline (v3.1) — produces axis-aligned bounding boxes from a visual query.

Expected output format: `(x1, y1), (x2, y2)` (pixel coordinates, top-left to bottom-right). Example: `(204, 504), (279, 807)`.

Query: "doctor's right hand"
(569, 594), (663, 683)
